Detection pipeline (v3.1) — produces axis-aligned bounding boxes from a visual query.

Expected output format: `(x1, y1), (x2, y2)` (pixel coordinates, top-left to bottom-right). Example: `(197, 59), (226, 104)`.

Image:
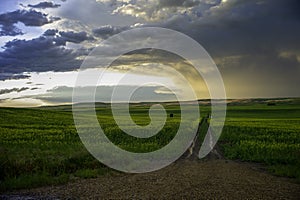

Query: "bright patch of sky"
(0, 69), (175, 104)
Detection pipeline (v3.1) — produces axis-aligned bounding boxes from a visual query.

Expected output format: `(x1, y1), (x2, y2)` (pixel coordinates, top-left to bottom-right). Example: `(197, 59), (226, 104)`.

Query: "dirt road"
(2, 158), (300, 199)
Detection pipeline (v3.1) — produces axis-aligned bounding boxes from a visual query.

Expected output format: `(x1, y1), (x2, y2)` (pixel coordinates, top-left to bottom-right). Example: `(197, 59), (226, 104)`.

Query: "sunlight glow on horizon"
(0, 68), (176, 107)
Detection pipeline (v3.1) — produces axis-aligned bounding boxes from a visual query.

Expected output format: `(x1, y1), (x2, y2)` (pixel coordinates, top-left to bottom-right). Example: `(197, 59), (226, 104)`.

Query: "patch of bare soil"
(2, 158), (300, 199)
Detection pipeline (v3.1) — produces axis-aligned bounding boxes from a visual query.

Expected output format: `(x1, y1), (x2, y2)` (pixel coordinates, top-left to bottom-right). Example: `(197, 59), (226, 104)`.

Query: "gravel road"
(2, 158), (300, 199)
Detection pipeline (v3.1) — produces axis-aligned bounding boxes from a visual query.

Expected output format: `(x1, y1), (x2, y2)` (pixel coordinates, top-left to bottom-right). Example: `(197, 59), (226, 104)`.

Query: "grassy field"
(0, 99), (299, 191)
(220, 104), (300, 180)
(0, 103), (198, 191)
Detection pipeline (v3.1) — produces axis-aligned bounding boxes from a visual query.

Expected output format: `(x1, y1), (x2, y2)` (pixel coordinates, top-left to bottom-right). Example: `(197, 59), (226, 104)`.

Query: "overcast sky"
(0, 0), (299, 106)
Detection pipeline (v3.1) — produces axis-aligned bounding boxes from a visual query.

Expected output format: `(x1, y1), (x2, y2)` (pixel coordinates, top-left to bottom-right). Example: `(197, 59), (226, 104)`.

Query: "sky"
(0, 0), (299, 107)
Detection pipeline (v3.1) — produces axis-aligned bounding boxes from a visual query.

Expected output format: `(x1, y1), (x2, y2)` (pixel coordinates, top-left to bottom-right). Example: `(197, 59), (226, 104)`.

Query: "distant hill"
(34, 97), (300, 111)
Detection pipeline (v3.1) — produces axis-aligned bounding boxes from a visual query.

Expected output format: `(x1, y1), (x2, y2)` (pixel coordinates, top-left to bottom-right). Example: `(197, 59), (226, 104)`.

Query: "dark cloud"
(0, 74), (30, 81)
(92, 25), (129, 39)
(98, 0), (300, 97)
(0, 23), (23, 36)
(0, 9), (60, 36)
(0, 30), (93, 79)
(43, 29), (58, 36)
(0, 87), (29, 95)
(110, 48), (186, 69)
(217, 53), (300, 98)
(158, 0), (300, 97)
(43, 29), (95, 44)
(28, 2), (61, 9)
(202, 3), (300, 96)
(158, 0), (201, 8)
(161, 0), (300, 57)
(58, 30), (94, 44)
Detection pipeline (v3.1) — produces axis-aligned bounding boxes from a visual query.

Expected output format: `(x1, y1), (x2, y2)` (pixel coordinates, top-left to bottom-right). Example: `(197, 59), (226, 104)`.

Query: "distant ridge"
(35, 97), (300, 110)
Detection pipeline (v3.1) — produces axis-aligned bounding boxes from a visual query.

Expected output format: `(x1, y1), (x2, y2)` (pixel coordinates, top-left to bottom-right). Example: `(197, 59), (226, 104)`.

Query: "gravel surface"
(2, 159), (300, 199)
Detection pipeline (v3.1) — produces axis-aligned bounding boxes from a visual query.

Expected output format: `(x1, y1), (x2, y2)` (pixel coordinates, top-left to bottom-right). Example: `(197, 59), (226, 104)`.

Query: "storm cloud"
(92, 25), (129, 39)
(58, 30), (94, 44)
(0, 9), (60, 36)
(0, 30), (93, 79)
(94, 0), (300, 97)
(28, 2), (61, 9)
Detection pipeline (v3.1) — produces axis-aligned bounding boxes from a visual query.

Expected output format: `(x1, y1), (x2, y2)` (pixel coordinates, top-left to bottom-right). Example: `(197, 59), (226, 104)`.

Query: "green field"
(220, 104), (300, 180)
(0, 100), (300, 191)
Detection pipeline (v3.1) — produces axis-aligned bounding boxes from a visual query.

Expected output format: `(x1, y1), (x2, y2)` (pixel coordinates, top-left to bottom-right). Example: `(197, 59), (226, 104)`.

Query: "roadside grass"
(74, 168), (110, 179)
(0, 172), (69, 191)
(219, 104), (300, 181)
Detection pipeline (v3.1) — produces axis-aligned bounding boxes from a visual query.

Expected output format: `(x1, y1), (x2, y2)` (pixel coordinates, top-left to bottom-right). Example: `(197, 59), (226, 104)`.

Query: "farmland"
(0, 103), (196, 191)
(0, 99), (300, 192)
(220, 104), (300, 180)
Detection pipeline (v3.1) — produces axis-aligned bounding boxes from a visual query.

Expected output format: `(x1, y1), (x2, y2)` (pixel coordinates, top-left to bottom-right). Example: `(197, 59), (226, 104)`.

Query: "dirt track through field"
(2, 158), (300, 199)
